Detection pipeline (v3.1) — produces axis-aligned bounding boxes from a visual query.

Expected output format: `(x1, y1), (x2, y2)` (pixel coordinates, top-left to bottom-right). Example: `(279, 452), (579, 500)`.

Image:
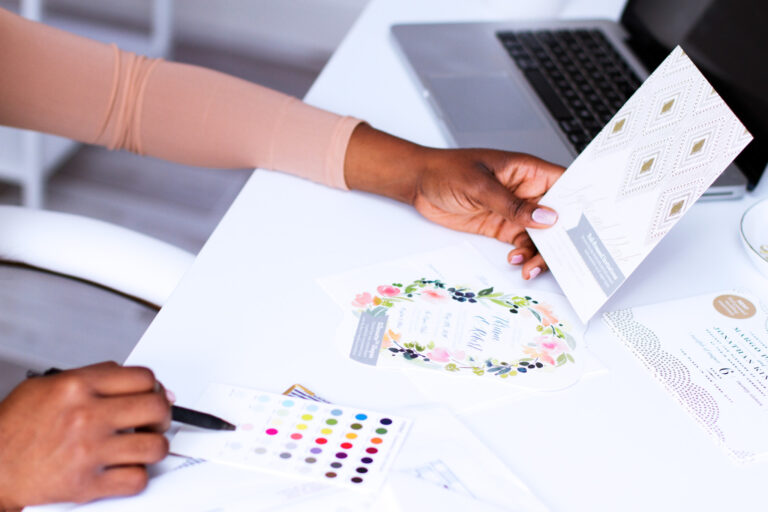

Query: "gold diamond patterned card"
(527, 46), (752, 322)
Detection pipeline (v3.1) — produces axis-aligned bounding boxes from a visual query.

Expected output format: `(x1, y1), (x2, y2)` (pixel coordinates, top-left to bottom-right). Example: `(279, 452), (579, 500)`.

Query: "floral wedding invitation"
(319, 244), (586, 391)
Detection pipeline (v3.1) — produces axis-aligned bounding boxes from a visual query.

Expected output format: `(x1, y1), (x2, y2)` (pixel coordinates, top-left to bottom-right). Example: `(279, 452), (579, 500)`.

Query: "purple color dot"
(361, 457), (373, 464)
(310, 447), (322, 454)
(335, 452), (348, 459)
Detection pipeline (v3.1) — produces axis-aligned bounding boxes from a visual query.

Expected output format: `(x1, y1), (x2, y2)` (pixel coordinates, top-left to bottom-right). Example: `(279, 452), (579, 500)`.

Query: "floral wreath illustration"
(351, 279), (577, 379)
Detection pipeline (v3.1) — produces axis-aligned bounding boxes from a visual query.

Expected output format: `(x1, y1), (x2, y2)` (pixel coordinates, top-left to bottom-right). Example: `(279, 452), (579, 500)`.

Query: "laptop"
(392, 0), (766, 199)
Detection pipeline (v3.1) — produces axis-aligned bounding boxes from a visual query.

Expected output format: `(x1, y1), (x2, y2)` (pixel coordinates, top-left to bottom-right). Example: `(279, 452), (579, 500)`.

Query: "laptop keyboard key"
(522, 69), (572, 120)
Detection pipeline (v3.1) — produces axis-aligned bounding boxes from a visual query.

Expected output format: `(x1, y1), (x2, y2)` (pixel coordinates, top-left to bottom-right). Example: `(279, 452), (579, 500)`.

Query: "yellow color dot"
(321, 428), (333, 434)
(346, 433), (357, 440)
(296, 424), (308, 430)
(301, 414), (313, 421)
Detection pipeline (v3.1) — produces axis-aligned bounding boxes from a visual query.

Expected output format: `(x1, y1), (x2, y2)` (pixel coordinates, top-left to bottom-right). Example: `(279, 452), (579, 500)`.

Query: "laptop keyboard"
(497, 29), (642, 152)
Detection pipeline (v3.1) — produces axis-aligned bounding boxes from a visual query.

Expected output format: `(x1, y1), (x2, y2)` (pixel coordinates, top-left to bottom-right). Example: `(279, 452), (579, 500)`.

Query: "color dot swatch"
(170, 383), (411, 491)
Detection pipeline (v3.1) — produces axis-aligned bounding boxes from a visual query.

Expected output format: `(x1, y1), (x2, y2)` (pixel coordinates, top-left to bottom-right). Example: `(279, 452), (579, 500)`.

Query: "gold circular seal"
(713, 294), (756, 319)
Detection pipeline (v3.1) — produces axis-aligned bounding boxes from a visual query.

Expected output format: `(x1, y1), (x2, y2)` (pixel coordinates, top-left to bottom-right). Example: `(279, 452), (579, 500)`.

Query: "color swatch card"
(170, 383), (411, 491)
(604, 290), (768, 462)
(527, 46), (752, 322)
(319, 244), (587, 392)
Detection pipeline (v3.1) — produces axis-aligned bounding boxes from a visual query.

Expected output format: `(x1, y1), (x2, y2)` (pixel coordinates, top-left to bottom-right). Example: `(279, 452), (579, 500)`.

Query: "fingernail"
(509, 254), (524, 265)
(165, 389), (176, 403)
(528, 267), (541, 280)
(532, 208), (557, 225)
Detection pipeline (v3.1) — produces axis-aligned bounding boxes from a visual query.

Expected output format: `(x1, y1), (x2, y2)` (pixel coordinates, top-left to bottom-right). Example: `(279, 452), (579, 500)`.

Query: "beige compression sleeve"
(0, 8), (361, 189)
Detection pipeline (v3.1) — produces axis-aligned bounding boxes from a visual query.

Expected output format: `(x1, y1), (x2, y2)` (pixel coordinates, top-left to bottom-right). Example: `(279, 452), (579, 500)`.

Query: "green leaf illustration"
(478, 287), (494, 296)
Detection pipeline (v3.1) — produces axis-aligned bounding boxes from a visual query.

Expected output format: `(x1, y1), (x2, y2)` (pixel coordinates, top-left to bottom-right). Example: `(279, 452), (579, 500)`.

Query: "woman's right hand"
(0, 362), (171, 510)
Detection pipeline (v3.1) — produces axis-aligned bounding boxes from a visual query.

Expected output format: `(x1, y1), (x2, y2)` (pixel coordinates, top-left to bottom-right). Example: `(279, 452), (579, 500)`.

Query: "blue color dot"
(258, 395), (270, 402)
(306, 404), (319, 412)
(331, 409), (343, 416)
(282, 400), (294, 407)
(355, 413), (368, 421)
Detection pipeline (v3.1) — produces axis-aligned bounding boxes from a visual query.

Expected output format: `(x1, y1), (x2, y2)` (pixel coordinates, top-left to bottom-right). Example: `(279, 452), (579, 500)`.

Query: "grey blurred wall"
(50, 0), (369, 71)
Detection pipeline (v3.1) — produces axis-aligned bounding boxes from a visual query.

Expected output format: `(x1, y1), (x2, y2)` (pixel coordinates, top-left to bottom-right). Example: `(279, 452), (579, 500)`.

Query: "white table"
(128, 1), (768, 510)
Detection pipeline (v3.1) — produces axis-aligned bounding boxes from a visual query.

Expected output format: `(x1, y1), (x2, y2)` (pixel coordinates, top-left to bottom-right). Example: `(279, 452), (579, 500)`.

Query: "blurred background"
(0, 0), (368, 392)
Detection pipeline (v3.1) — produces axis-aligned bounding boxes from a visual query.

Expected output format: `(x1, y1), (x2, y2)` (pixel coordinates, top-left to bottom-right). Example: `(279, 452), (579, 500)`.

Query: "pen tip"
(225, 424), (237, 431)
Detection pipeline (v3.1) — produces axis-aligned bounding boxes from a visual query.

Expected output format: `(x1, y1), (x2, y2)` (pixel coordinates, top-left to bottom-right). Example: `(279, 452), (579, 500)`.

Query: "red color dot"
(366, 447), (378, 454)
(266, 428), (278, 436)
(315, 437), (328, 445)
(340, 442), (353, 449)
(290, 433), (302, 440)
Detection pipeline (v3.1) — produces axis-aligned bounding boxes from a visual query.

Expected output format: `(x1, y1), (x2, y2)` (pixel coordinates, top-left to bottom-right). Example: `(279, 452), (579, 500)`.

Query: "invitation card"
(528, 46), (752, 322)
(319, 244), (586, 391)
(603, 290), (768, 462)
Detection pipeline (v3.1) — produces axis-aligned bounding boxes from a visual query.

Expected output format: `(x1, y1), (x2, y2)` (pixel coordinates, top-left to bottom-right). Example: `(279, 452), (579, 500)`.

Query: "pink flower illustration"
(532, 303), (558, 327)
(535, 335), (565, 357)
(427, 347), (451, 363)
(381, 329), (401, 349)
(451, 350), (466, 361)
(377, 285), (400, 297)
(351, 292), (373, 308)
(523, 345), (555, 366)
(422, 288), (449, 303)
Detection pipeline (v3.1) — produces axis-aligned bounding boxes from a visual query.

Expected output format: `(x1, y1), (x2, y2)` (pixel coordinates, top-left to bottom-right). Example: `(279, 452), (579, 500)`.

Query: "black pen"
(27, 368), (236, 431)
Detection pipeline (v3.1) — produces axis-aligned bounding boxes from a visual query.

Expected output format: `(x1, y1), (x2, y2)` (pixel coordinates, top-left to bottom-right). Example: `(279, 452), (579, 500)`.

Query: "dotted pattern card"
(170, 383), (411, 490)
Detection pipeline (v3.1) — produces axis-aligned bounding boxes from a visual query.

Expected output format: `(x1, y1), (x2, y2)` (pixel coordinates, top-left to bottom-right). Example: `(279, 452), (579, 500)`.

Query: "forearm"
(0, 8), (360, 188)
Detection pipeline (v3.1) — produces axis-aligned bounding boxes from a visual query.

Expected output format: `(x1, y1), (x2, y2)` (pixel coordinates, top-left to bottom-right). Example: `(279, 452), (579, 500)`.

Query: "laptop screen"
(622, 0), (767, 189)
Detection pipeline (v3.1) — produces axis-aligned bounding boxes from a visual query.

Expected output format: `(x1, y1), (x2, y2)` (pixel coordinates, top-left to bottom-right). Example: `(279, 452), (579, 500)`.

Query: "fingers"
(475, 172), (559, 230)
(522, 254), (548, 280)
(508, 232), (549, 280)
(71, 363), (159, 397)
(87, 466), (149, 502)
(104, 391), (171, 432)
(101, 433), (169, 467)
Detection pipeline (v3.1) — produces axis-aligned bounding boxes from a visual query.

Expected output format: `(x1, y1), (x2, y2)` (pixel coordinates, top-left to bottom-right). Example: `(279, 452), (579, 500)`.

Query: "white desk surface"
(128, 0), (768, 510)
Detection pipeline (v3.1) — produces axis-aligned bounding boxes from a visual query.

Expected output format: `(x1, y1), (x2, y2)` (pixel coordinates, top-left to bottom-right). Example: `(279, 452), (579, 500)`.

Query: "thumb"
(478, 174), (558, 228)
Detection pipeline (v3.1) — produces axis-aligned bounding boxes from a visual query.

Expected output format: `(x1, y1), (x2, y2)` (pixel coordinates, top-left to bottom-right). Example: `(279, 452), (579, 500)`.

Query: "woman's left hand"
(345, 124), (564, 279)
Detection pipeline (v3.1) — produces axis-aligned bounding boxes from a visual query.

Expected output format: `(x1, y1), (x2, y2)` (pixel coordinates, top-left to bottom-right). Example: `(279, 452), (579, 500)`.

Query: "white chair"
(0, 205), (194, 309)
(0, 205), (193, 391)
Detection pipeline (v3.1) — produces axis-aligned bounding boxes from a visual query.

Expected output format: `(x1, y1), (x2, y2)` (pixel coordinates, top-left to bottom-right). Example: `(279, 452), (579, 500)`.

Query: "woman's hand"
(345, 124), (564, 278)
(0, 362), (171, 510)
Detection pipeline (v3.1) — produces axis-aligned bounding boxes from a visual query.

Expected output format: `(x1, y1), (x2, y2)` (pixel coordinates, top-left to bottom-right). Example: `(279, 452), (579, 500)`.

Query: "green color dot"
(375, 428), (387, 435)
(351, 423), (363, 430)
(326, 419), (338, 425)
